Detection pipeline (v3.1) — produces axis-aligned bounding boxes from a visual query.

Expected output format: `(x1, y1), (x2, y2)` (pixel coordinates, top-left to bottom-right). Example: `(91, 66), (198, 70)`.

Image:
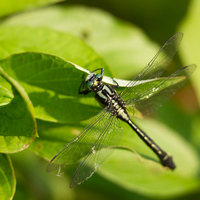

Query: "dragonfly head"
(79, 68), (104, 95)
(85, 73), (103, 90)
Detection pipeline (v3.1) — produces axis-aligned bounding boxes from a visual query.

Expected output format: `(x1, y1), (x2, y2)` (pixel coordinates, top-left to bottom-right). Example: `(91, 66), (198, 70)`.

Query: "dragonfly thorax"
(92, 82), (129, 122)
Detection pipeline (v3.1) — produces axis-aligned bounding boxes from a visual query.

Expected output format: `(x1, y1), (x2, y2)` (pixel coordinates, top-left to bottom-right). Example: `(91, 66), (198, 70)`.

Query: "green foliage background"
(0, 0), (200, 199)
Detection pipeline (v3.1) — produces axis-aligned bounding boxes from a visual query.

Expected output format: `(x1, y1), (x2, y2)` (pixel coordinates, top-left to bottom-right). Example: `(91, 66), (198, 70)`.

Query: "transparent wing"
(120, 32), (183, 100)
(46, 106), (112, 172)
(126, 65), (196, 116)
(70, 114), (123, 188)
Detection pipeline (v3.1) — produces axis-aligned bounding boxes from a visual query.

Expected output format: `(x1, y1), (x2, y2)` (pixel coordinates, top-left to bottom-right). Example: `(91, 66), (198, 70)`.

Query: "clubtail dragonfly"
(47, 32), (196, 188)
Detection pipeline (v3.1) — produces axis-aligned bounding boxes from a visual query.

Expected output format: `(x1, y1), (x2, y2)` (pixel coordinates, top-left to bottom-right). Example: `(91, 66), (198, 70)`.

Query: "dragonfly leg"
(112, 78), (119, 88)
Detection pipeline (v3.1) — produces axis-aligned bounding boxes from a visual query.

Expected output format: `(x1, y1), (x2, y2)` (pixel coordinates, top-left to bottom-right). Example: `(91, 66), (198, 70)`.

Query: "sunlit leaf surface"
(0, 67), (36, 153)
(0, 154), (16, 200)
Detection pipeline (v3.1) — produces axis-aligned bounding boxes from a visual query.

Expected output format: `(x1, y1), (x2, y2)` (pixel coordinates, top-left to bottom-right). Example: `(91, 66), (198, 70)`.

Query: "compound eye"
(86, 81), (93, 90)
(96, 74), (102, 81)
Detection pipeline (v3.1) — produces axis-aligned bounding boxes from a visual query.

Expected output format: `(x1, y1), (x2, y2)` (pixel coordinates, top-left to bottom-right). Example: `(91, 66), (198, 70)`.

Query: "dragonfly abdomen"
(128, 120), (176, 170)
(93, 81), (176, 170)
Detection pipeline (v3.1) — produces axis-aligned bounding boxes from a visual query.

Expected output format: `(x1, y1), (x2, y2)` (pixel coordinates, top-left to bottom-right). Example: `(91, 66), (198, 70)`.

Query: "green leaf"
(0, 52), (104, 122)
(178, 0), (200, 104)
(1, 3), (199, 198)
(99, 149), (199, 198)
(112, 119), (199, 197)
(30, 117), (199, 197)
(0, 154), (16, 200)
(0, 67), (36, 153)
(119, 118), (199, 177)
(1, 5), (158, 78)
(29, 120), (84, 160)
(0, 26), (112, 76)
(0, 51), (188, 123)
(0, 85), (13, 106)
(0, 25), (114, 122)
(10, 150), (72, 200)
(0, 0), (63, 18)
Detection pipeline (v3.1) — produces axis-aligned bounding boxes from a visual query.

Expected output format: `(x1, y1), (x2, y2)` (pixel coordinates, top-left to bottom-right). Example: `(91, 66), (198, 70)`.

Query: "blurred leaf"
(30, 117), (199, 196)
(98, 119), (200, 197)
(0, 25), (114, 122)
(0, 85), (13, 106)
(64, 0), (189, 44)
(119, 118), (199, 178)
(0, 67), (36, 153)
(191, 116), (200, 151)
(0, 154), (16, 200)
(0, 26), (112, 75)
(178, 0), (200, 104)
(1, 5), (159, 78)
(100, 149), (199, 198)
(10, 150), (73, 200)
(178, 2), (200, 181)
(0, 0), (64, 18)
(0, 52), (105, 122)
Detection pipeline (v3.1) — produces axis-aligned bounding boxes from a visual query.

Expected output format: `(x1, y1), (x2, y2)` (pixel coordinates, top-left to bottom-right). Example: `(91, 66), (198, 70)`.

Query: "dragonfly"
(46, 32), (196, 188)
